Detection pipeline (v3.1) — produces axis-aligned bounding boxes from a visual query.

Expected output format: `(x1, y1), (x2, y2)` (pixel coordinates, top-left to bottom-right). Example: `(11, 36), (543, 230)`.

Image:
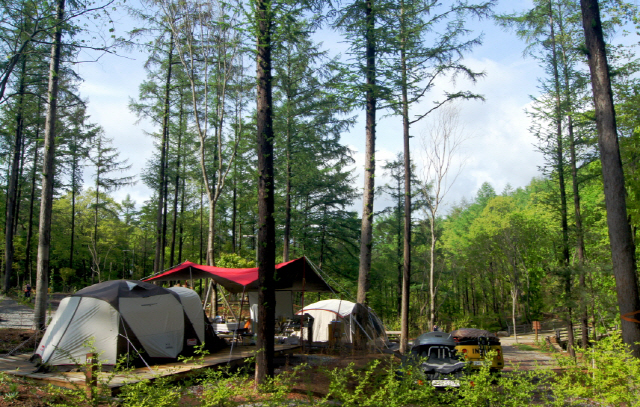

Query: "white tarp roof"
(298, 299), (356, 317)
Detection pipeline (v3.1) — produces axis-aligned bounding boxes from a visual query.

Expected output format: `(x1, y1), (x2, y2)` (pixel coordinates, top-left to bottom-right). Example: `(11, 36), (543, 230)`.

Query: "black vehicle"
(401, 331), (466, 388)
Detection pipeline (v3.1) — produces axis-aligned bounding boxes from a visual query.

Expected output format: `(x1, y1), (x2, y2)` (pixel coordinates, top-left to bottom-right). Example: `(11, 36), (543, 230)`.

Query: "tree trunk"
(14, 136), (26, 237)
(34, 0), (65, 330)
(429, 213), (436, 330)
(3, 55), (27, 292)
(199, 184), (204, 264)
(568, 117), (589, 347)
(400, 22), (412, 352)
(580, 0), (640, 358)
(558, 9), (589, 347)
(69, 137), (79, 271)
(161, 148), (169, 268)
(283, 112), (292, 262)
(550, 2), (574, 355)
(93, 169), (101, 282)
(207, 198), (219, 316)
(255, 0), (276, 384)
(169, 104), (183, 267)
(231, 165), (237, 254)
(154, 33), (174, 274)
(511, 286), (518, 343)
(25, 137), (39, 285)
(178, 174), (186, 263)
(357, 0), (376, 305)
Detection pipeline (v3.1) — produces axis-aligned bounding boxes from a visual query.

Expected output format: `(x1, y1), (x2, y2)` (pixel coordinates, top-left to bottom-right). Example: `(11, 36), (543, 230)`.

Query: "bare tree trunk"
(34, 0), (65, 330)
(161, 150), (169, 268)
(549, 2), (574, 357)
(400, 34), (411, 350)
(93, 173), (101, 282)
(283, 114), (292, 262)
(568, 117), (589, 348)
(357, 0), (376, 305)
(154, 34), (173, 274)
(13, 139), (26, 239)
(511, 286), (518, 343)
(169, 104), (183, 267)
(3, 55), (27, 292)
(255, 0), (276, 384)
(69, 140), (78, 271)
(580, 0), (640, 358)
(429, 216), (436, 330)
(25, 137), (39, 285)
(178, 175), (185, 263)
(231, 165), (237, 253)
(558, 10), (589, 348)
(199, 184), (203, 264)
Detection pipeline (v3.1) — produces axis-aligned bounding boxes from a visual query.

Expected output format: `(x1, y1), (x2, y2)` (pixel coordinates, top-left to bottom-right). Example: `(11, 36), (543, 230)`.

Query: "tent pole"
(203, 280), (212, 312)
(233, 286), (247, 344)
(220, 288), (238, 321)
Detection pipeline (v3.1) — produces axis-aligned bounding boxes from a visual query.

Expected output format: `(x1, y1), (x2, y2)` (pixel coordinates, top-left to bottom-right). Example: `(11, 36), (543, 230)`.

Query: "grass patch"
(513, 343), (537, 351)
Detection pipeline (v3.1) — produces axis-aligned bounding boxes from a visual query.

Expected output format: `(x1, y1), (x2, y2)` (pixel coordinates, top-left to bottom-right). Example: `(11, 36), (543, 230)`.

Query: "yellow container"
(455, 344), (504, 370)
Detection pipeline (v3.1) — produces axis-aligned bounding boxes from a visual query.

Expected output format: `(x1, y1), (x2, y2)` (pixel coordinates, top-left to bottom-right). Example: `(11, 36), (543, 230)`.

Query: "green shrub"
(454, 351), (550, 407)
(120, 377), (181, 407)
(550, 332), (640, 406)
(321, 358), (445, 407)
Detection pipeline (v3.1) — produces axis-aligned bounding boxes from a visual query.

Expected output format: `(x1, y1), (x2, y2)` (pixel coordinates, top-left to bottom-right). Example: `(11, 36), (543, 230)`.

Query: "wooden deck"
(0, 344), (300, 395)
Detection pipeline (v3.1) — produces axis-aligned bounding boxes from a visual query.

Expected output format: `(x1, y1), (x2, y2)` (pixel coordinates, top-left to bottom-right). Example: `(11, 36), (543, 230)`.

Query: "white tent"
(297, 299), (387, 344)
(34, 280), (224, 368)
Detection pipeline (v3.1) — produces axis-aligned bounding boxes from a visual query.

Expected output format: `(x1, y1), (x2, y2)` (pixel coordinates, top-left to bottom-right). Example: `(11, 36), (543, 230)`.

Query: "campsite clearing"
(0, 343), (299, 396)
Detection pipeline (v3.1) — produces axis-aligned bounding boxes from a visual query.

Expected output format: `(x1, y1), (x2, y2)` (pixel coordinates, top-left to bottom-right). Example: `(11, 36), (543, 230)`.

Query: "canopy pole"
(220, 288), (238, 321)
(203, 280), (213, 312)
(233, 286), (247, 343)
(228, 285), (247, 363)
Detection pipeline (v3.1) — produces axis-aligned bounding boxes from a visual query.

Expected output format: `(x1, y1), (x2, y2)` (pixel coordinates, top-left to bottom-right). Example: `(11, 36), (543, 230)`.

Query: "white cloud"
(76, 50), (156, 208)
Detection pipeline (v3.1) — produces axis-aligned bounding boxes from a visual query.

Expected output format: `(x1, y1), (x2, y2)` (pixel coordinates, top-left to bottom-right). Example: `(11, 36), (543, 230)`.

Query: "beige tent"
(297, 299), (387, 345)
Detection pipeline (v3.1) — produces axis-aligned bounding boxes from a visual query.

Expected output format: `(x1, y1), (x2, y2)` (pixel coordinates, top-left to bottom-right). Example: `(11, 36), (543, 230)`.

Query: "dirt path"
(502, 345), (558, 371)
(499, 333), (559, 371)
(0, 294), (36, 329)
(0, 294), (65, 329)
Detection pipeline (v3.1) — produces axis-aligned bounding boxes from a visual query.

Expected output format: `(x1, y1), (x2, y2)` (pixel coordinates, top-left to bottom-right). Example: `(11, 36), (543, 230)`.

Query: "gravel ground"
(0, 294), (64, 329)
(0, 295), (37, 329)
(502, 344), (558, 371)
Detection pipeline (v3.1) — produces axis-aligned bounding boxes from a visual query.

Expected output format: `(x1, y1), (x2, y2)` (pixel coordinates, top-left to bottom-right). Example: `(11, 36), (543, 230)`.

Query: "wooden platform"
(0, 344), (300, 395)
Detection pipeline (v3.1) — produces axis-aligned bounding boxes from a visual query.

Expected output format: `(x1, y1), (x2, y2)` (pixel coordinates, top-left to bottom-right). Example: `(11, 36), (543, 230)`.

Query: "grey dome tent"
(33, 280), (225, 368)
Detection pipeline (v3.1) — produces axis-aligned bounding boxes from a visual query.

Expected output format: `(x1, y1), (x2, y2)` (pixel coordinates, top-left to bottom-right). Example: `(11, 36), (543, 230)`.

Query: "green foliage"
(120, 377), (182, 407)
(59, 267), (75, 289)
(322, 359), (441, 407)
(453, 351), (550, 407)
(0, 372), (19, 402)
(550, 332), (640, 406)
(198, 367), (245, 407)
(215, 253), (255, 269)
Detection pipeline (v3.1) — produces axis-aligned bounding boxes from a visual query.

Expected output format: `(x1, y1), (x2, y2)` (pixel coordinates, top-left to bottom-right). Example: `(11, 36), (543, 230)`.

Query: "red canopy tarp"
(142, 256), (334, 293)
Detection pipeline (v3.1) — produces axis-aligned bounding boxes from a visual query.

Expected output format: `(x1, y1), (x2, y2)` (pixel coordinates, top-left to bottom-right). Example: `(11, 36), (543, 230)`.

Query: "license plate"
(431, 380), (460, 387)
(472, 361), (485, 366)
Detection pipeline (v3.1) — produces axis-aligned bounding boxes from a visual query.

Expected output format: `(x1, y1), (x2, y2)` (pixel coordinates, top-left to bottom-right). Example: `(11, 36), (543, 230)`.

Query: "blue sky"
(74, 0), (606, 215)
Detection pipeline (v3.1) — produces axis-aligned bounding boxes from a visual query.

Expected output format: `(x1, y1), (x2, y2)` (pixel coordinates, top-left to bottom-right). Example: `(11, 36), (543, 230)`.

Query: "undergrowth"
(17, 333), (640, 406)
